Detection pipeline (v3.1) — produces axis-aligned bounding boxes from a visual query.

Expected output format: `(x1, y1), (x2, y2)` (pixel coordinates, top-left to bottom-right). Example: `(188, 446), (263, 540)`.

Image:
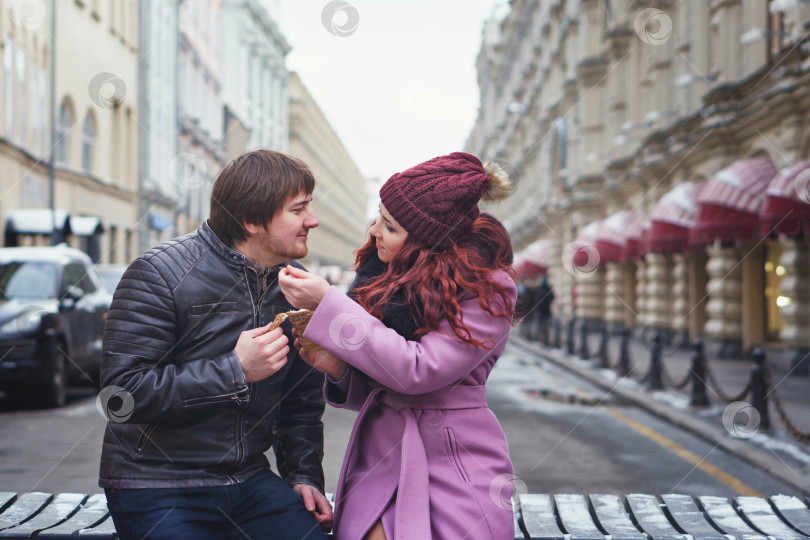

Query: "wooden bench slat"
(76, 515), (117, 539)
(588, 494), (646, 539)
(698, 495), (767, 539)
(0, 496), (15, 515)
(736, 496), (809, 539)
(512, 499), (523, 540)
(0, 493), (86, 537)
(771, 495), (810, 536)
(517, 494), (565, 540)
(624, 494), (686, 539)
(36, 494), (109, 538)
(660, 494), (727, 540)
(553, 494), (605, 539)
(0, 493), (52, 532)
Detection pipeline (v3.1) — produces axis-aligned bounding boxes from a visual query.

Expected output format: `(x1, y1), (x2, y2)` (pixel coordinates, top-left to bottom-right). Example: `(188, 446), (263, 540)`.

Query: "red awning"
(641, 181), (705, 254)
(691, 157), (777, 245)
(760, 161), (810, 237)
(565, 221), (601, 271)
(621, 214), (650, 261)
(595, 210), (637, 263)
(515, 239), (552, 278)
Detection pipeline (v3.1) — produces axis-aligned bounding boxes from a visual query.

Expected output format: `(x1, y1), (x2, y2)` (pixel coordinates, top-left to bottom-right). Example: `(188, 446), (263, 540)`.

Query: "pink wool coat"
(303, 271), (517, 540)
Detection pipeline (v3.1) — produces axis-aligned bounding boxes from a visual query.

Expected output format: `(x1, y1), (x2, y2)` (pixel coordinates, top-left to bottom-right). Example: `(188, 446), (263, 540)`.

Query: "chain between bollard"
(702, 355), (752, 404)
(765, 367), (810, 442)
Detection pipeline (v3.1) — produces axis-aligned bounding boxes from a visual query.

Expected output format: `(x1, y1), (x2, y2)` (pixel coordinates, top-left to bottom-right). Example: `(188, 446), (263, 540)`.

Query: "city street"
(0, 337), (802, 499)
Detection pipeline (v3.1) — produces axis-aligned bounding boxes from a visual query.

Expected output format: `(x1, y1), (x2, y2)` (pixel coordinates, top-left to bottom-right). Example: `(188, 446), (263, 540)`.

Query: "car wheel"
(44, 343), (67, 408)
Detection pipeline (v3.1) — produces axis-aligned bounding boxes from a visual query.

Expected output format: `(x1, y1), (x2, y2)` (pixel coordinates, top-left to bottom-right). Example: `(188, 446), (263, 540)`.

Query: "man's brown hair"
(209, 149), (315, 247)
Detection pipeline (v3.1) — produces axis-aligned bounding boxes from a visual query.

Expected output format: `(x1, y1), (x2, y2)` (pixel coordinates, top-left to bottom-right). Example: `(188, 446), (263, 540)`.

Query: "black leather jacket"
(98, 221), (325, 490)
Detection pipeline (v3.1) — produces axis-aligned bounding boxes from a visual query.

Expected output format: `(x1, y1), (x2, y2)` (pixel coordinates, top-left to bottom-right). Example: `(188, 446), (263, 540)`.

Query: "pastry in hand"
(285, 309), (323, 352)
(268, 312), (288, 331)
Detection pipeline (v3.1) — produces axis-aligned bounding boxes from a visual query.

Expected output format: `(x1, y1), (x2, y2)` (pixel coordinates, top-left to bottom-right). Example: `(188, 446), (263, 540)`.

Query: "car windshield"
(0, 262), (59, 300)
(96, 269), (125, 293)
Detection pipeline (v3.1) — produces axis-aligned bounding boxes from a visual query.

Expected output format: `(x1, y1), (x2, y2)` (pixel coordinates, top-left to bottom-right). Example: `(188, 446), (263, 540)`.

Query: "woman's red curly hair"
(351, 212), (517, 349)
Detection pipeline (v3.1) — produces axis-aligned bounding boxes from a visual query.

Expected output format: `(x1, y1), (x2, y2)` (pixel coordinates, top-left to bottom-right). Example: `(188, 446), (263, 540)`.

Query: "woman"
(279, 152), (518, 539)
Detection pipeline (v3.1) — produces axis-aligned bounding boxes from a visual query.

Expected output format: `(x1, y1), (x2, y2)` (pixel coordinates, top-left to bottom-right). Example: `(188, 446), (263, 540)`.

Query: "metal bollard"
(689, 339), (709, 407)
(598, 323), (610, 368)
(647, 330), (664, 390)
(750, 348), (771, 430)
(566, 318), (577, 355)
(617, 326), (631, 376)
(578, 319), (591, 359)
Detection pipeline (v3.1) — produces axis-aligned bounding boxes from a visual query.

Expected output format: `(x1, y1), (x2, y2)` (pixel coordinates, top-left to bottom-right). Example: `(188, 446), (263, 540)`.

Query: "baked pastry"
(286, 309), (322, 352)
(269, 312), (288, 331)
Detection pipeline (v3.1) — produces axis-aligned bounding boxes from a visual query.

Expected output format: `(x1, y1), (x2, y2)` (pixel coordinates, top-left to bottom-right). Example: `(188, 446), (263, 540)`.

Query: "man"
(99, 149), (332, 539)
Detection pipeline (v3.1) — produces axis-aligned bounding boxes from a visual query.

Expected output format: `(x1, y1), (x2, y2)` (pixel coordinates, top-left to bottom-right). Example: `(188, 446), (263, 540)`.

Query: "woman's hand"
(278, 266), (332, 310)
(293, 329), (347, 380)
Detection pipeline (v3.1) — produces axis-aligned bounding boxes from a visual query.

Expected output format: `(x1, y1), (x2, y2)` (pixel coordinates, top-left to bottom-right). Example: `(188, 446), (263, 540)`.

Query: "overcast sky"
(278, 0), (507, 193)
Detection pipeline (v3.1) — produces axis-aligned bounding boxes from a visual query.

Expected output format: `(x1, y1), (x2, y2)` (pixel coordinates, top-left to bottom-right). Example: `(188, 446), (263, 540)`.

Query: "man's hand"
(293, 329), (347, 380)
(278, 266), (331, 310)
(235, 323), (289, 382)
(292, 483), (333, 532)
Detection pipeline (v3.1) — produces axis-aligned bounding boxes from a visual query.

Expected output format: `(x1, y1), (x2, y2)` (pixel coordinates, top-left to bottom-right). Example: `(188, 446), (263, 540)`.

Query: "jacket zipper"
(232, 268), (276, 467)
(182, 391), (248, 408)
(135, 422), (159, 455)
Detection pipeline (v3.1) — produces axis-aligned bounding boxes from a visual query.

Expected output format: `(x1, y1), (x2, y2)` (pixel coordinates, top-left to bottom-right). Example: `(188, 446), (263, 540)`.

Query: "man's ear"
(244, 221), (262, 235)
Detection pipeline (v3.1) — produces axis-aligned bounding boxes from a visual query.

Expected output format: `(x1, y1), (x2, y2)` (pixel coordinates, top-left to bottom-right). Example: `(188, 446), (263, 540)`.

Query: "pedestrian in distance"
(98, 149), (332, 540)
(278, 151), (519, 540)
(535, 276), (555, 344)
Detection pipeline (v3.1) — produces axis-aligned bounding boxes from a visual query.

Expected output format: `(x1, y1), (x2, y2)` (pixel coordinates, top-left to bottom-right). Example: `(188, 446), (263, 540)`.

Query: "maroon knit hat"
(379, 152), (509, 249)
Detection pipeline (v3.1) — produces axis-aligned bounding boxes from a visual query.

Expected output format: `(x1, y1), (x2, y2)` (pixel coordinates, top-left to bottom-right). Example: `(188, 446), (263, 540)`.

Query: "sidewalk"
(511, 325), (810, 494)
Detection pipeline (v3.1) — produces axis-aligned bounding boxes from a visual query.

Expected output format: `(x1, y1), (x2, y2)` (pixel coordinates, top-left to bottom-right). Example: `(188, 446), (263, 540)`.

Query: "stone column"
(604, 262), (625, 325)
(646, 252), (673, 327)
(671, 253), (690, 335)
(635, 258), (648, 326)
(704, 243), (743, 357)
(575, 267), (606, 322)
(778, 237), (810, 372)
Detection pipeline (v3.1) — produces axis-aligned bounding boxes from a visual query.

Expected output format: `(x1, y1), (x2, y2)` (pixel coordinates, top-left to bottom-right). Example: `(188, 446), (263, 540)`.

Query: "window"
(56, 99), (73, 164)
(766, 1), (786, 63)
(39, 68), (47, 155)
(16, 47), (26, 144)
(81, 112), (95, 172)
(4, 39), (14, 136)
(29, 64), (37, 151)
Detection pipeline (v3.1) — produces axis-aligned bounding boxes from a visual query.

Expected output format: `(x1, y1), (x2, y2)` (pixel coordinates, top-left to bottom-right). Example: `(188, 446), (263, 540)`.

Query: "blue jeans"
(105, 469), (328, 540)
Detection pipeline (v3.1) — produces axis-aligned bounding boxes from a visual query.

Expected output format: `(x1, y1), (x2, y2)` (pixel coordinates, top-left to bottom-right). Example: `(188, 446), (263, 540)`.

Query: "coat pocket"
(443, 427), (470, 484)
(188, 302), (239, 317)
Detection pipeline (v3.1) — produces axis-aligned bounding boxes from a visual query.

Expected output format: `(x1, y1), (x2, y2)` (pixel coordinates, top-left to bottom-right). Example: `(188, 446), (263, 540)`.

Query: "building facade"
(0, 0), (140, 263)
(177, 0), (225, 237)
(288, 72), (368, 275)
(221, 0), (290, 152)
(468, 0), (810, 365)
(139, 0), (179, 254)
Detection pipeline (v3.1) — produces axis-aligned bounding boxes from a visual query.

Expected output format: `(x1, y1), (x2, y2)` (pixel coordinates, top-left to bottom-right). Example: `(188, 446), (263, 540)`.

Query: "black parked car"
(0, 245), (111, 407)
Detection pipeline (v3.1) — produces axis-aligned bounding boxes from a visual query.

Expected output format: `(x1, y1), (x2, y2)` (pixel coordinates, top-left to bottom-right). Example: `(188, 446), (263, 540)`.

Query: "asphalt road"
(0, 339), (803, 498)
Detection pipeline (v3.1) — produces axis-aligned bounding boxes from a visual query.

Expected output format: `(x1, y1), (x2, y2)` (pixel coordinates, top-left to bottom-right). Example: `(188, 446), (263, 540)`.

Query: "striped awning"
(760, 161), (810, 237)
(595, 210), (637, 263)
(641, 181), (705, 254)
(621, 214), (651, 261)
(515, 238), (552, 278)
(691, 157), (777, 245)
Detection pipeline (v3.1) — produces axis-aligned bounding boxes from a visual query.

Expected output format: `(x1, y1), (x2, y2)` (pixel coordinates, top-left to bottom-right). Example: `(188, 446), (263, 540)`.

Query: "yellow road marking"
(607, 407), (763, 497)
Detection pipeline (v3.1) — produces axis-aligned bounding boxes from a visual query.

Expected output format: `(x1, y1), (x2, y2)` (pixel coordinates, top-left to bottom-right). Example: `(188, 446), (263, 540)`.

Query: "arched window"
(81, 112), (95, 172)
(56, 99), (73, 164)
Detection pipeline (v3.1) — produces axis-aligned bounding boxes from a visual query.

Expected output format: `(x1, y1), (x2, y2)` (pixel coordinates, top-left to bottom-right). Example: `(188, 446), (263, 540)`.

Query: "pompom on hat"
(379, 152), (511, 249)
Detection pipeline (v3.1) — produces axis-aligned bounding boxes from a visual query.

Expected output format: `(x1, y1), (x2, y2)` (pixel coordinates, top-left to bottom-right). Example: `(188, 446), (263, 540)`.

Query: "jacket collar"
(198, 220), (296, 274)
(198, 220), (248, 268)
